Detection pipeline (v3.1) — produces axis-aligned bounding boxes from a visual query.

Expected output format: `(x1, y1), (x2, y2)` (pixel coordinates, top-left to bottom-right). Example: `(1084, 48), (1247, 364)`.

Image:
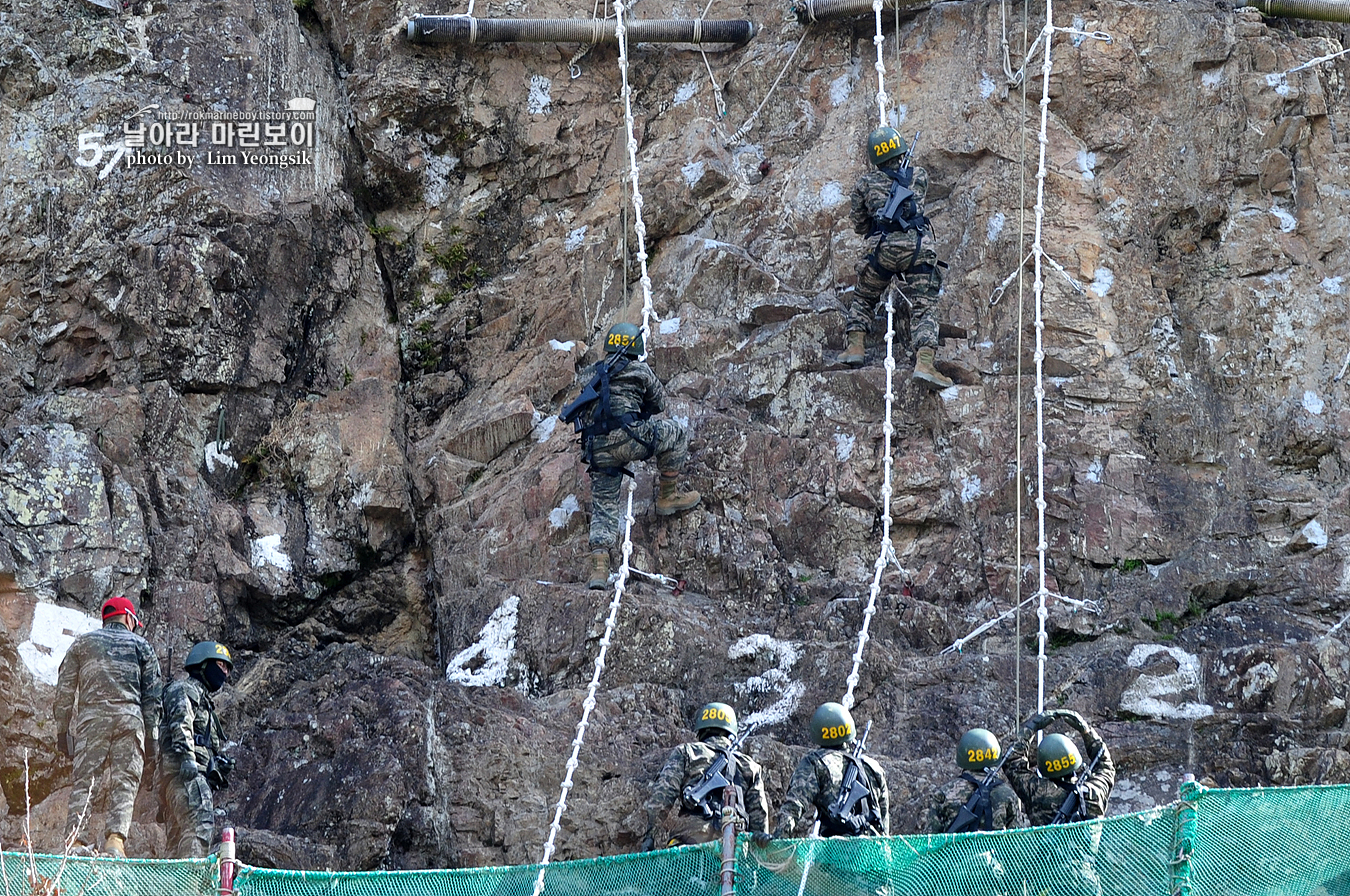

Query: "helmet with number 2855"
(1037, 732), (1083, 779)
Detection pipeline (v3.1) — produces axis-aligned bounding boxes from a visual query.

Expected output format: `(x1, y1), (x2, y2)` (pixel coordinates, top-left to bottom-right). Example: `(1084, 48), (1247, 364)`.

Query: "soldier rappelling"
(561, 322), (702, 589)
(841, 127), (954, 390)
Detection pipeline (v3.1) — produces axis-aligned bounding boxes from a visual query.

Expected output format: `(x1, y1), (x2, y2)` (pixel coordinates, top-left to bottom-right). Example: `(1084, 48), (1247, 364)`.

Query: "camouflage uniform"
(645, 735), (769, 845)
(53, 622), (163, 843)
(583, 358), (689, 548)
(774, 747), (889, 838)
(927, 773), (1024, 834)
(158, 676), (227, 857)
(1005, 729), (1116, 826)
(847, 162), (943, 348)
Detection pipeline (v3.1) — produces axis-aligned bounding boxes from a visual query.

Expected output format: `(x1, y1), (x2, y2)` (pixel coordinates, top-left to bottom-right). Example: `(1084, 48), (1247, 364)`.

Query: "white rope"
(939, 591), (1100, 656)
(870, 0), (890, 127)
(987, 249), (1085, 305)
(727, 27), (810, 144)
(531, 1), (659, 889)
(842, 290), (908, 711)
(1288, 45), (1350, 74)
(1030, 0), (1055, 716)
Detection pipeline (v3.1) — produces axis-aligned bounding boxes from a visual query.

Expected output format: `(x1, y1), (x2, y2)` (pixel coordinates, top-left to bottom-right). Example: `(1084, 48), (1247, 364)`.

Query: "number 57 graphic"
(75, 132), (128, 180)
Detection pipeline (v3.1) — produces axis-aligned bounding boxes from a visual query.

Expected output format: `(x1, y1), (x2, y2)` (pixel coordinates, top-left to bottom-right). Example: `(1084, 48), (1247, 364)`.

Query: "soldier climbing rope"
(532, 0), (662, 891)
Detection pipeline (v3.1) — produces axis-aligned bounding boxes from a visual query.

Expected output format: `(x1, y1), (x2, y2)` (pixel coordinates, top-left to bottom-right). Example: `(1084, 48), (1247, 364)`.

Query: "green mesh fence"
(0, 851), (214, 896)
(7, 785), (1350, 896)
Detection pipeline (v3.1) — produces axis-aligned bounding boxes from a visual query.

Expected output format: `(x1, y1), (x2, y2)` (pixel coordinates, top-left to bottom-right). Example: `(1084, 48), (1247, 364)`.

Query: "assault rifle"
(824, 720), (877, 835)
(559, 350), (632, 435)
(946, 749), (1011, 834)
(1050, 744), (1105, 825)
(878, 132), (924, 231)
(682, 726), (754, 820)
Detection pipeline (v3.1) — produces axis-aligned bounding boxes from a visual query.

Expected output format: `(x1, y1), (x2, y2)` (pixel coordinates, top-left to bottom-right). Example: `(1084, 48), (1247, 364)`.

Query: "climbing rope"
(1028, 0), (1057, 716)
(841, 288), (910, 711)
(870, 0), (891, 127)
(838, 0), (908, 716)
(532, 0), (660, 890)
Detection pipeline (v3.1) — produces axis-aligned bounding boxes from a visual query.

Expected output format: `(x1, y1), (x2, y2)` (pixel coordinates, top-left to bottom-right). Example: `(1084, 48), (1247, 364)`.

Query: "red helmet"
(101, 596), (142, 630)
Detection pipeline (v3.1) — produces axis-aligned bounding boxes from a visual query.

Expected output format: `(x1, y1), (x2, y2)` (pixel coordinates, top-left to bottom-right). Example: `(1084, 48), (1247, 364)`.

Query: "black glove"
(1052, 709), (1090, 733)
(751, 831), (773, 848)
(58, 732), (74, 758)
(180, 759), (200, 783)
(1020, 712), (1050, 738)
(640, 833), (655, 853)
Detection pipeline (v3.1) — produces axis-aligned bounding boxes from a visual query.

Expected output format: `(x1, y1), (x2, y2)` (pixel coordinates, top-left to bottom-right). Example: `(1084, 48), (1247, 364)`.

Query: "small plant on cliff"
(293, 0), (314, 10)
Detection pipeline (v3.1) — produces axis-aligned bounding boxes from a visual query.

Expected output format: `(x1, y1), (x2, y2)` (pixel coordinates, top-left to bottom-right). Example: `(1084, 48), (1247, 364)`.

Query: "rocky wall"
(1, 0), (1349, 871)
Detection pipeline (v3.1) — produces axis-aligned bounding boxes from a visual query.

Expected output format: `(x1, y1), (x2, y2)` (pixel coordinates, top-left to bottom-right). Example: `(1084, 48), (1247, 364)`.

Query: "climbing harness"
(559, 352), (657, 476)
(532, 0), (661, 890)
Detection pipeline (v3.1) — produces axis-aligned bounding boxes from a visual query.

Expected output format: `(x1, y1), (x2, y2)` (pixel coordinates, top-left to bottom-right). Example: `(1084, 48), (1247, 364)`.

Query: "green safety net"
(5, 784), (1350, 896)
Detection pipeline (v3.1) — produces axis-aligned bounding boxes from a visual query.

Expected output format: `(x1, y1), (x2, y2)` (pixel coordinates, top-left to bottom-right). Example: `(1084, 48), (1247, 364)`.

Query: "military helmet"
(603, 323), (644, 358)
(1037, 732), (1083, 779)
(957, 728), (1001, 771)
(184, 641), (234, 671)
(810, 702), (857, 747)
(695, 702), (737, 736)
(867, 127), (907, 167)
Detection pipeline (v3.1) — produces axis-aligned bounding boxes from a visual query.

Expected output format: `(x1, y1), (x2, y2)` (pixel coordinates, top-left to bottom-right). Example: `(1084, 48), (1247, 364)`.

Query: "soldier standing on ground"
(159, 641), (235, 857)
(1005, 709), (1116, 825)
(53, 596), (163, 857)
(642, 702), (769, 849)
(561, 322), (701, 590)
(927, 728), (1024, 833)
(841, 127), (954, 390)
(761, 702), (888, 842)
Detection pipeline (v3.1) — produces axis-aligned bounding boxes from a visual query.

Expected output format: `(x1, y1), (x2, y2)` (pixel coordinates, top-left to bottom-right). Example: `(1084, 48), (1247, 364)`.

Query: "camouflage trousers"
(848, 231), (944, 349)
(66, 715), (144, 841)
(159, 767), (215, 858)
(587, 419), (689, 548)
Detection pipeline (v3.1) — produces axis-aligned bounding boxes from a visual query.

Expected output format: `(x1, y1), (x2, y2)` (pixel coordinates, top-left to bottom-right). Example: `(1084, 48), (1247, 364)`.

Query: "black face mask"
(201, 663), (230, 692)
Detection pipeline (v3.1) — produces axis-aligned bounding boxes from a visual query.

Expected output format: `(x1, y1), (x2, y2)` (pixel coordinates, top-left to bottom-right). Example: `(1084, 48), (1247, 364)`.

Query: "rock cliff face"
(2, 0), (1350, 870)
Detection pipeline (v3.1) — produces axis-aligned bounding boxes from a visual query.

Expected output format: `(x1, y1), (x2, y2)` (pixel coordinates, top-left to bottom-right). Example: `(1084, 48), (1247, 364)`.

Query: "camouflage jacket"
(774, 747), (889, 838)
(1005, 730), (1116, 826)
(584, 357), (667, 448)
(849, 163), (931, 238)
(53, 622), (163, 737)
(159, 676), (227, 769)
(645, 736), (769, 833)
(927, 773), (1024, 834)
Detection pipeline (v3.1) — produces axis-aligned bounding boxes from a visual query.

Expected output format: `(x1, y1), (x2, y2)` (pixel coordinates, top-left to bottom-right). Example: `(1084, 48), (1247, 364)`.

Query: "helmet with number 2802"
(811, 702), (856, 747)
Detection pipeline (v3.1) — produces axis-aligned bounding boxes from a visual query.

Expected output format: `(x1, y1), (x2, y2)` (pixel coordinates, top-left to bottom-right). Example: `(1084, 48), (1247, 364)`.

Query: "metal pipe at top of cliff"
(789, 0), (930, 24)
(407, 15), (757, 46)
(1244, 0), (1350, 21)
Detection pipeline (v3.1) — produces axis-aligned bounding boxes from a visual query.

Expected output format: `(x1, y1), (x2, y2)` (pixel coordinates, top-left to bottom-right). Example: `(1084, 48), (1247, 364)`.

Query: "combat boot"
(840, 330), (866, 367)
(586, 550), (610, 590)
(912, 347), (954, 390)
(103, 833), (126, 858)
(655, 472), (701, 516)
